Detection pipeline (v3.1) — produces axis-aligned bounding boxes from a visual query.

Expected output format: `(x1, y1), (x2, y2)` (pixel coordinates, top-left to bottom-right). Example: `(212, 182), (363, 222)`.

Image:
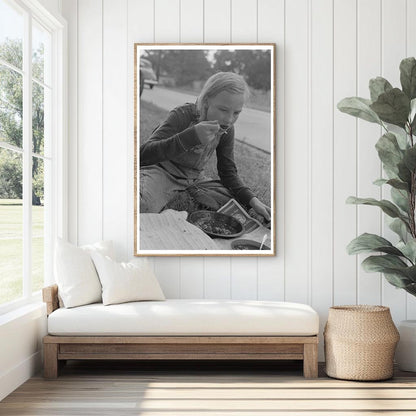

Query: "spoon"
(259, 234), (268, 250)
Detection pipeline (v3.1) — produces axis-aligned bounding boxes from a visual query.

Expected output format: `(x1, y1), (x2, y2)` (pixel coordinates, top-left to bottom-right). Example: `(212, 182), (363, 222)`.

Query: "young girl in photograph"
(139, 71), (271, 221)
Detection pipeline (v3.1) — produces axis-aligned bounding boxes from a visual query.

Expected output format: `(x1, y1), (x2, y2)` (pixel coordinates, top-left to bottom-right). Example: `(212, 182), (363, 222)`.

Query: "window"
(0, 0), (66, 313)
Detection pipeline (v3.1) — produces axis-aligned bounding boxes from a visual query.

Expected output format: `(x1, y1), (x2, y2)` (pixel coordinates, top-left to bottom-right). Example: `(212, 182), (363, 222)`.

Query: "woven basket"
(324, 305), (399, 381)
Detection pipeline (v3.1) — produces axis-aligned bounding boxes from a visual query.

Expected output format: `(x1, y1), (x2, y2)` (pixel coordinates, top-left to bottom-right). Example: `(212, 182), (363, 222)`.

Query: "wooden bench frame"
(43, 285), (319, 379)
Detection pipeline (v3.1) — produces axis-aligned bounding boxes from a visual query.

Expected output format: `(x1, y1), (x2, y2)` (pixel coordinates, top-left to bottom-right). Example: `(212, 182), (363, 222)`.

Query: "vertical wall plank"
(310, 0), (333, 359)
(103, 0), (128, 260)
(155, 0), (180, 42)
(407, 0), (416, 319)
(154, 259), (181, 298)
(333, 0), (357, 305)
(204, 0), (231, 42)
(203, 0), (232, 299)
(257, 0), (285, 301)
(229, 0), (258, 300)
(356, 0), (382, 305)
(231, 258), (257, 299)
(77, 0), (103, 245)
(381, 0), (407, 322)
(180, 0), (203, 43)
(180, 258), (204, 298)
(205, 258), (231, 298)
(152, 0), (181, 297)
(284, 0), (309, 303)
(178, 0), (205, 298)
(407, 0), (416, 57)
(231, 0), (257, 42)
(61, 0), (78, 245)
(127, 0), (154, 262)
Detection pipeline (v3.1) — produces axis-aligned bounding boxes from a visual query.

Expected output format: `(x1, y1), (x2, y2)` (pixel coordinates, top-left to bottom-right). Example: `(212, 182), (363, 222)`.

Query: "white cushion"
(54, 239), (114, 308)
(47, 299), (319, 336)
(90, 253), (165, 306)
(81, 240), (115, 259)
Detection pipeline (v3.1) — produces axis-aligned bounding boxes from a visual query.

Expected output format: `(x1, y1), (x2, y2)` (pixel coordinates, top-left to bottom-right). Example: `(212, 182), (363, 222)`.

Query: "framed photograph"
(134, 43), (276, 256)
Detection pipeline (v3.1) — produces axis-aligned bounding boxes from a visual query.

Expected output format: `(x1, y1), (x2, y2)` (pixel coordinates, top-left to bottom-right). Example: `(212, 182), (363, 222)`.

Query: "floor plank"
(1, 361), (416, 415)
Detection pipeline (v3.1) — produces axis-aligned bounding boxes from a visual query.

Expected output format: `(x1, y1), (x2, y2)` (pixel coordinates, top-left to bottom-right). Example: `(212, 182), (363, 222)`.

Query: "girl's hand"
(194, 121), (220, 145)
(249, 197), (271, 221)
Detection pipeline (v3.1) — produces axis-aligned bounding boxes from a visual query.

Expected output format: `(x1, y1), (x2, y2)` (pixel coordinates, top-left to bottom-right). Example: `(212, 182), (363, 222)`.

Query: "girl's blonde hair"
(196, 72), (250, 120)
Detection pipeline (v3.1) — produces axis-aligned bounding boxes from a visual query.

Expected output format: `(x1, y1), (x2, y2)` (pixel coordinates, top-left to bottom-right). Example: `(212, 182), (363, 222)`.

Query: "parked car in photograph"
(140, 58), (158, 96)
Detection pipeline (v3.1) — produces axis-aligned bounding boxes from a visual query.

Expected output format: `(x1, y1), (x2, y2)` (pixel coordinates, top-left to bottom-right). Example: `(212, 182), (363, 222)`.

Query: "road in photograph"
(141, 87), (272, 153)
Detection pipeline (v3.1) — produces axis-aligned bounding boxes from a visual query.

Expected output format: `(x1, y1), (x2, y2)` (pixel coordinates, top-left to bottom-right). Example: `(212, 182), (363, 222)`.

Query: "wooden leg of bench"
(303, 343), (318, 379)
(44, 343), (59, 379)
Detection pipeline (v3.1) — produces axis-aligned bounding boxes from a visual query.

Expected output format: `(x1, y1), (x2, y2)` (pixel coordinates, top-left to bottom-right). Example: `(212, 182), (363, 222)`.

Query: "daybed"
(42, 284), (320, 379)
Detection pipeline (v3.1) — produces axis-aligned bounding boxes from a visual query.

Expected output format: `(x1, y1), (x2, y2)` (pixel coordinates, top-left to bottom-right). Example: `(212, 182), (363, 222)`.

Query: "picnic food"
(231, 239), (270, 250)
(187, 211), (243, 238)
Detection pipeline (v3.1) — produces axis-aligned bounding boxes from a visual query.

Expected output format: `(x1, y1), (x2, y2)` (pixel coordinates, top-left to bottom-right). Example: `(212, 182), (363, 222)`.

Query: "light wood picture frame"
(134, 43), (276, 256)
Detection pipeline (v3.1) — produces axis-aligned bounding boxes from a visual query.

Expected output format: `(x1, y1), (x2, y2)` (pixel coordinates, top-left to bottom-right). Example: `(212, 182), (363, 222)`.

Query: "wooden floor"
(1, 360), (416, 415)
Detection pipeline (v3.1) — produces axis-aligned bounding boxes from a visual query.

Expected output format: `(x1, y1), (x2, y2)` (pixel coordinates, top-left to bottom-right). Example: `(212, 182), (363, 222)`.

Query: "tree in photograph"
(213, 50), (271, 91)
(0, 38), (44, 205)
(142, 49), (212, 87)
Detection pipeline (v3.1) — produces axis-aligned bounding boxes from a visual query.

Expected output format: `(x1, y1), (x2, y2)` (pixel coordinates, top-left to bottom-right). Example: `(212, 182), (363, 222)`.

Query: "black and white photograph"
(134, 44), (275, 256)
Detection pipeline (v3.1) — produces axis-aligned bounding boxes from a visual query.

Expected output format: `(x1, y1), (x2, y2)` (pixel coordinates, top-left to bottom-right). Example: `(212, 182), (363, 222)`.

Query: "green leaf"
(384, 166), (400, 180)
(410, 98), (416, 125)
(403, 146), (416, 172)
(400, 57), (416, 100)
(369, 77), (393, 102)
(386, 179), (410, 191)
(389, 218), (410, 241)
(375, 132), (404, 173)
(397, 240), (416, 264)
(346, 196), (405, 219)
(411, 99), (416, 133)
(391, 187), (410, 213)
(397, 161), (412, 185)
(403, 265), (416, 282)
(361, 255), (416, 287)
(404, 283), (416, 296)
(370, 88), (410, 128)
(394, 130), (409, 150)
(383, 271), (412, 288)
(337, 97), (382, 125)
(347, 233), (404, 256)
(373, 178), (388, 186)
(362, 254), (408, 272)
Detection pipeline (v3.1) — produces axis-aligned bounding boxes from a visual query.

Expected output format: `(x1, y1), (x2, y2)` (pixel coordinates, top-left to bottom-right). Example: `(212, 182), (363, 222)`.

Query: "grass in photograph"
(139, 100), (271, 220)
(0, 199), (44, 305)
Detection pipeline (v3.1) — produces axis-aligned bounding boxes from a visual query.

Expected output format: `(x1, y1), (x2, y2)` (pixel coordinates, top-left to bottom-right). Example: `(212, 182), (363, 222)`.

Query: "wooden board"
(2, 363), (416, 416)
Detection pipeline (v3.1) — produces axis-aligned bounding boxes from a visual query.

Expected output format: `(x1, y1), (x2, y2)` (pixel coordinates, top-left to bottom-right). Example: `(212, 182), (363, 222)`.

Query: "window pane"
(32, 81), (44, 155)
(0, 147), (23, 305)
(32, 156), (43, 293)
(32, 20), (51, 85)
(0, 65), (23, 148)
(0, 0), (24, 70)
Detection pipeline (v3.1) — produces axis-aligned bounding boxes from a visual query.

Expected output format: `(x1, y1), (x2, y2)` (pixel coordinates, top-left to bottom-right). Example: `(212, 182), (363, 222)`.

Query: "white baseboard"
(0, 351), (42, 401)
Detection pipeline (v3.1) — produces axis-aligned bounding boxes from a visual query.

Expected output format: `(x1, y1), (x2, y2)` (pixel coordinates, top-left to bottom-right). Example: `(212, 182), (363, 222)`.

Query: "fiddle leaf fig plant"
(337, 57), (416, 297)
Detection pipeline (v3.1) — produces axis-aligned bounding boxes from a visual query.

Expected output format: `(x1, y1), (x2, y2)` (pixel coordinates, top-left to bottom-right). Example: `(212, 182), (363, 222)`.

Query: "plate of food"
(231, 239), (270, 251)
(187, 210), (244, 239)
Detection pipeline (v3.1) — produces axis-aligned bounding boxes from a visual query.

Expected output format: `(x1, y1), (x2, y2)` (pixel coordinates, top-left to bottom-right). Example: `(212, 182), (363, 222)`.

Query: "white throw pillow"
(54, 239), (114, 308)
(90, 252), (165, 306)
(81, 240), (115, 259)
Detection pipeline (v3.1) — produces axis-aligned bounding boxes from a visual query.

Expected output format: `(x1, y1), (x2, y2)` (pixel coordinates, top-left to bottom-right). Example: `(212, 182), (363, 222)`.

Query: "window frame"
(0, 0), (67, 315)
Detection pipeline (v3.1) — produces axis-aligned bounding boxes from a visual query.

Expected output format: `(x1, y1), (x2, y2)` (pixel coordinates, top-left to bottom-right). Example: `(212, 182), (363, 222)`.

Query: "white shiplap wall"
(61, 0), (416, 356)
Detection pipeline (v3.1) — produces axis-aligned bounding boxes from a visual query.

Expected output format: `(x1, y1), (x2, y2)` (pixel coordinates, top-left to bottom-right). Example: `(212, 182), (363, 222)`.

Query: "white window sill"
(0, 300), (45, 327)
